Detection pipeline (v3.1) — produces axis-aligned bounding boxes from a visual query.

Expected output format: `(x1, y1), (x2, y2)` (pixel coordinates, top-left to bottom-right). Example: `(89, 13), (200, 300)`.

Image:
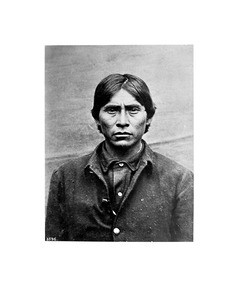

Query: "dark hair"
(91, 73), (156, 121)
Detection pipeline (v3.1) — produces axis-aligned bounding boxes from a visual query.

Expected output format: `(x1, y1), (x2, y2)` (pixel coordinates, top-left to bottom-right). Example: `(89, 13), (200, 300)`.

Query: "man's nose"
(116, 110), (129, 127)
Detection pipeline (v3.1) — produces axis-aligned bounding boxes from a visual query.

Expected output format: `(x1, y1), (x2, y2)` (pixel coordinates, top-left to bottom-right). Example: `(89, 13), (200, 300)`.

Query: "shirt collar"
(100, 142), (145, 172)
(85, 140), (154, 175)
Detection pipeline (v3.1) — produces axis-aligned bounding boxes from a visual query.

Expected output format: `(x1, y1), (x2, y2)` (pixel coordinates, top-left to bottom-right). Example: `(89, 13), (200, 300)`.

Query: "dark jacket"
(45, 141), (193, 241)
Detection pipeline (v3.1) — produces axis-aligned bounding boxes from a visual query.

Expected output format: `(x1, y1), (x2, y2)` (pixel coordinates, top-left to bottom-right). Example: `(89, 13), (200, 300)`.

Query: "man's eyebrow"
(104, 104), (142, 108)
(104, 104), (120, 107)
(125, 104), (142, 108)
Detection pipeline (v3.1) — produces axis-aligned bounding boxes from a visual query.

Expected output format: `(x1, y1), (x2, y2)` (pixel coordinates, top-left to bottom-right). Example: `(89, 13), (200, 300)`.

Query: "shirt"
(99, 142), (144, 212)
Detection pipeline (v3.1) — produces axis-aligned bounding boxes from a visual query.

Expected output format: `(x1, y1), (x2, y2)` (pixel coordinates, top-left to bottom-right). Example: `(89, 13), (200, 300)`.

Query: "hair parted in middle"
(91, 74), (156, 124)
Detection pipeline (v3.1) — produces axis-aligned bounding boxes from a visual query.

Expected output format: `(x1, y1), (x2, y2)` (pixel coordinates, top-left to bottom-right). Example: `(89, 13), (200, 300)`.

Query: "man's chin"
(110, 140), (133, 149)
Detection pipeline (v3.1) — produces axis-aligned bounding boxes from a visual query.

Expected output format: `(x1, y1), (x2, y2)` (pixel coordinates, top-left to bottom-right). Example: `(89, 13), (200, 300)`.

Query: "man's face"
(96, 89), (152, 149)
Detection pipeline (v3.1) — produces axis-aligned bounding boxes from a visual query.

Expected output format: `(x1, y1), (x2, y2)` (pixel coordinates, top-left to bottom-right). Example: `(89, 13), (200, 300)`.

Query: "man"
(45, 73), (193, 241)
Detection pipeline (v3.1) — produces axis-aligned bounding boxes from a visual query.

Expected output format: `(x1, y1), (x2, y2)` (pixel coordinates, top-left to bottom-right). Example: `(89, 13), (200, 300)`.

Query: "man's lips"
(113, 132), (132, 137)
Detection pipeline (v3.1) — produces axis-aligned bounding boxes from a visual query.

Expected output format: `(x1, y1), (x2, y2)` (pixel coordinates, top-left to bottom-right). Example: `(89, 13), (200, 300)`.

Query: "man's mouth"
(113, 132), (132, 138)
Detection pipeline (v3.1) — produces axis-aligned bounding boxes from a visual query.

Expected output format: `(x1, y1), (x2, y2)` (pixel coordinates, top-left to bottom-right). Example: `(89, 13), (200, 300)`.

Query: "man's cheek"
(102, 121), (115, 130)
(134, 119), (147, 128)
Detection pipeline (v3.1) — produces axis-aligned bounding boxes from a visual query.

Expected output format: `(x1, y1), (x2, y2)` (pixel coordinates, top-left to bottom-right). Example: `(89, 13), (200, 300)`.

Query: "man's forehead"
(104, 89), (143, 107)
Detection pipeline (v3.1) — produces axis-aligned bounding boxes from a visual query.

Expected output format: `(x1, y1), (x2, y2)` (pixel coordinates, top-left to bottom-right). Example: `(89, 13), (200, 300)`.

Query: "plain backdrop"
(45, 45), (193, 199)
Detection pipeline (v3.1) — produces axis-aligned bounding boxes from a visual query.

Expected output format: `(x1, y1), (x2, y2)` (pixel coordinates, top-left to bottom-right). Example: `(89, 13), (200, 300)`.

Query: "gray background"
(45, 45), (193, 200)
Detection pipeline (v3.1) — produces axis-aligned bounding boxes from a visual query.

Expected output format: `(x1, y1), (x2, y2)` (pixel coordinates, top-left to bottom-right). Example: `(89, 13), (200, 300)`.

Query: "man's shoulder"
(54, 152), (93, 175)
(149, 148), (193, 177)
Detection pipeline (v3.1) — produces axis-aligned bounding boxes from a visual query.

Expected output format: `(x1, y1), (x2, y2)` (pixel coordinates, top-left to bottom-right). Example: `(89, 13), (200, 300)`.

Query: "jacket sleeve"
(171, 169), (194, 241)
(45, 169), (67, 241)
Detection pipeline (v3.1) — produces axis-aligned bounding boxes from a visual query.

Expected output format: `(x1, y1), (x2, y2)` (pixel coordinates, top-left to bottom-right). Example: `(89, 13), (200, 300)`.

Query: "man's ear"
(95, 119), (103, 134)
(146, 118), (152, 126)
(144, 117), (152, 134)
(95, 119), (100, 126)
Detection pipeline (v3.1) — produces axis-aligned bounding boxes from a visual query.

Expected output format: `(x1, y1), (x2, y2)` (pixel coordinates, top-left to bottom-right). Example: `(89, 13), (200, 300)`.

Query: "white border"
(1, 1), (233, 299)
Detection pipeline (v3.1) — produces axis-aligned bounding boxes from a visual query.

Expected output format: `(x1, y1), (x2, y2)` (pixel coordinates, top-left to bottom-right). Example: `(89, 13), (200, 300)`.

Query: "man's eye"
(106, 108), (117, 113)
(129, 107), (140, 113)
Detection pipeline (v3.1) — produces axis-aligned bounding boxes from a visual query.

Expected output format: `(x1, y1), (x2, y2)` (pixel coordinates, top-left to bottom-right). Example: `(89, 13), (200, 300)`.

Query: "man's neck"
(104, 140), (142, 161)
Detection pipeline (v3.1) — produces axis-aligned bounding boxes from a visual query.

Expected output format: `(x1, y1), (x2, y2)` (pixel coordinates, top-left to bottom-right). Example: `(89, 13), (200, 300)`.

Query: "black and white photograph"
(2, 1), (233, 300)
(45, 45), (193, 241)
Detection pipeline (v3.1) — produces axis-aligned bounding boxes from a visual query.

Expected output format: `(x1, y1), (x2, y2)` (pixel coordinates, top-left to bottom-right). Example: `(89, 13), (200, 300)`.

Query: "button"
(113, 227), (120, 235)
(117, 191), (123, 197)
(119, 163), (124, 167)
(102, 198), (109, 203)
